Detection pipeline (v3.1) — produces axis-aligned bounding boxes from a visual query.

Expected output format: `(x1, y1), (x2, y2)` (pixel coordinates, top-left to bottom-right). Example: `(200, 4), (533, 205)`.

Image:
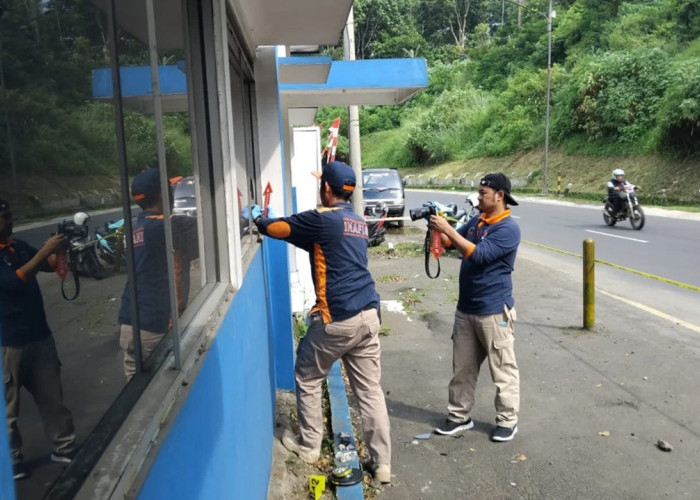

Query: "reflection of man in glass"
(0, 199), (77, 480)
(117, 169), (198, 380)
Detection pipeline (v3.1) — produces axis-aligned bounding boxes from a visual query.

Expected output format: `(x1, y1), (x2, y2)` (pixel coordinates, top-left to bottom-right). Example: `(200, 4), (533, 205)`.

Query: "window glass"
(0, 0), (206, 493)
(228, 26), (258, 262)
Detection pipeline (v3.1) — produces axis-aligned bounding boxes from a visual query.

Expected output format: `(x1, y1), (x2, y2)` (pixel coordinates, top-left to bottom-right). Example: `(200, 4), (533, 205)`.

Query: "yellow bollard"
(583, 239), (595, 329)
(557, 172), (562, 196)
(114, 226), (124, 273)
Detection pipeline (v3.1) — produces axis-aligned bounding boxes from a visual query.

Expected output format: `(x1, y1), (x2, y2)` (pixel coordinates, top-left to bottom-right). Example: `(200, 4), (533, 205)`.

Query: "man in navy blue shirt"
(252, 161), (392, 483)
(430, 173), (521, 442)
(118, 169), (198, 380)
(0, 199), (77, 479)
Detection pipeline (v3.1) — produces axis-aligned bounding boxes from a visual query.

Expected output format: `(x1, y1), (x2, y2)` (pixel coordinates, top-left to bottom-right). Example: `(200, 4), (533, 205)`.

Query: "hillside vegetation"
(318, 0), (700, 205)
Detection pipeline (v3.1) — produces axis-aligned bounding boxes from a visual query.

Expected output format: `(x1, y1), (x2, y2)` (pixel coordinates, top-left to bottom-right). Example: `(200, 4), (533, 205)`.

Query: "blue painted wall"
(263, 238), (295, 390)
(138, 249), (277, 499)
(0, 353), (16, 499)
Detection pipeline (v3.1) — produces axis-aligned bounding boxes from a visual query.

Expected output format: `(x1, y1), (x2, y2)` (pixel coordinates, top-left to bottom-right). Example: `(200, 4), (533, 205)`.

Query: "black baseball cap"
(480, 173), (519, 206)
(312, 161), (356, 193)
(131, 168), (161, 202)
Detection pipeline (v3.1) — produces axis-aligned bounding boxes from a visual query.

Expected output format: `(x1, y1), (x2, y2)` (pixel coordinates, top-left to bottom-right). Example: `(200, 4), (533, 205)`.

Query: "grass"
(383, 148), (700, 209)
(369, 242), (423, 258)
(375, 274), (405, 283)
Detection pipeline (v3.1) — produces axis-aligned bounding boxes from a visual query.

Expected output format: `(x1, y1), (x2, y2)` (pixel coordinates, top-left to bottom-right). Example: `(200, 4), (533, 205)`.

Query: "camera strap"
(423, 228), (441, 279)
(61, 248), (80, 301)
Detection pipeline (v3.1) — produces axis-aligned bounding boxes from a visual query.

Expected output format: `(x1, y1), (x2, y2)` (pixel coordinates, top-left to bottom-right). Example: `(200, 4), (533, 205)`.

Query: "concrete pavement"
(368, 236), (700, 499)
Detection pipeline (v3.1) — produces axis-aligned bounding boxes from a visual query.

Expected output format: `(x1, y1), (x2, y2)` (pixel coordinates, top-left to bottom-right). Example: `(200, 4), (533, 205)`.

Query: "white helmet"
(612, 168), (625, 177)
(73, 212), (90, 226)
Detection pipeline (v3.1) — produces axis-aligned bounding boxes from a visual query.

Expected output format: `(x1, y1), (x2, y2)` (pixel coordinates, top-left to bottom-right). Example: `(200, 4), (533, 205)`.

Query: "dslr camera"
(409, 202), (438, 221)
(56, 220), (88, 239)
(55, 212), (90, 240)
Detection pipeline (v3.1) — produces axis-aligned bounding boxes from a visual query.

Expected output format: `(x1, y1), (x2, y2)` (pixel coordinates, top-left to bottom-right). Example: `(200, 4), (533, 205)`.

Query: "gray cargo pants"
(2, 336), (76, 462)
(447, 307), (520, 427)
(295, 308), (391, 466)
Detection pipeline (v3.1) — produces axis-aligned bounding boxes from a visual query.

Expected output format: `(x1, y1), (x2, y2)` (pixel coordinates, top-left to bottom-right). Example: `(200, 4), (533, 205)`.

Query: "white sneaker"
(367, 462), (391, 484)
(281, 430), (320, 464)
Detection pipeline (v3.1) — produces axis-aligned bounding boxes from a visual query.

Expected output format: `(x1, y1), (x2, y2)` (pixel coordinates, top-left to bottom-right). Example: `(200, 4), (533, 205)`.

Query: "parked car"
(362, 168), (406, 228)
(173, 176), (197, 217)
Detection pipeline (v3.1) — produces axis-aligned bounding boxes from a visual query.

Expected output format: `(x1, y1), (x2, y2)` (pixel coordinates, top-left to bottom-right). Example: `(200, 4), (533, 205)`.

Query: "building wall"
(137, 245), (278, 500)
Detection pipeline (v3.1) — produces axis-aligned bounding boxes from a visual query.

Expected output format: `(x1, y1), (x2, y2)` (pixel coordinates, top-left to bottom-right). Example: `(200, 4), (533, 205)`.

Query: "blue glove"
(241, 206), (250, 219)
(250, 204), (263, 221)
(265, 205), (277, 219)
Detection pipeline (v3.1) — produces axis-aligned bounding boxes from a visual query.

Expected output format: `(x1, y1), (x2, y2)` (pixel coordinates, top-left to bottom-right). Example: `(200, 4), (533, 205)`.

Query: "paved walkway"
(368, 234), (700, 498)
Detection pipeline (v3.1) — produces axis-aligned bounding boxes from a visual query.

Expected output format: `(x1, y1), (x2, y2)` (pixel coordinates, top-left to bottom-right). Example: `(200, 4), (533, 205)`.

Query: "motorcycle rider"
(606, 169), (638, 216)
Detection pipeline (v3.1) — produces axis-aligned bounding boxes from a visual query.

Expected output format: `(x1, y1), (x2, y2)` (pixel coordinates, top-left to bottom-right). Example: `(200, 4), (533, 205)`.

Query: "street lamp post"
(505, 0), (554, 195)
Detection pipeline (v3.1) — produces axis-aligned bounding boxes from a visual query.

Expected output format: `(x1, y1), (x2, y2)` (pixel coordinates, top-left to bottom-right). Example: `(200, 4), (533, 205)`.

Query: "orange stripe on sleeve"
(16, 269), (27, 282)
(267, 221), (292, 239)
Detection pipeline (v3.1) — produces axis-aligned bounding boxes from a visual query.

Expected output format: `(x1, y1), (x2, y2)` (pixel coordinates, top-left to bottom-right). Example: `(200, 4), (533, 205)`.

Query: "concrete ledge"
(327, 361), (364, 500)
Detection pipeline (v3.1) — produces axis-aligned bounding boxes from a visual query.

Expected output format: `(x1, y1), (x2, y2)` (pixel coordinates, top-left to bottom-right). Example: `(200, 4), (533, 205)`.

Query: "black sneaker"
(51, 448), (78, 465)
(434, 418), (474, 436)
(13, 462), (29, 480)
(491, 425), (518, 442)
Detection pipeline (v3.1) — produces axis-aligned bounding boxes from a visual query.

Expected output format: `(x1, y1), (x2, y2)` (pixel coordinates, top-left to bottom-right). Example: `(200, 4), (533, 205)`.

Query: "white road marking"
(598, 290), (700, 335)
(585, 229), (648, 243)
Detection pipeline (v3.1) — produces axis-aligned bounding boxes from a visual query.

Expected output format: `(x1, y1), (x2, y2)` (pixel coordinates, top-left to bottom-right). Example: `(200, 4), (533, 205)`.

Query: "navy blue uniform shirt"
(256, 202), (379, 323)
(118, 212), (198, 333)
(456, 210), (520, 315)
(0, 239), (53, 346)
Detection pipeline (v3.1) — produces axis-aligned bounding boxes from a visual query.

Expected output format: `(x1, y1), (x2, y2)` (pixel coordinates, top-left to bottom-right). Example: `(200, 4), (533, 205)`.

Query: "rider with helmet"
(606, 168), (637, 216)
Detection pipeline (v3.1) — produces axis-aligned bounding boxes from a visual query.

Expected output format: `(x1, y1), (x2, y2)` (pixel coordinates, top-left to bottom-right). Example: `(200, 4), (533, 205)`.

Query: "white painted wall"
(289, 126), (321, 313)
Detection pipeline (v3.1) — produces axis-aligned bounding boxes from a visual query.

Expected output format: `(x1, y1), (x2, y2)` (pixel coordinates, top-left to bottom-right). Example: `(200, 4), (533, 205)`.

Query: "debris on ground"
(656, 439), (673, 452)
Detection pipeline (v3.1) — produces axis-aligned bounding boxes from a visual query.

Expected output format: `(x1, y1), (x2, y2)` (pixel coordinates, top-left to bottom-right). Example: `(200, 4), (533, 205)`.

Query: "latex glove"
(250, 204), (263, 221)
(265, 205), (277, 219)
(241, 206), (250, 219)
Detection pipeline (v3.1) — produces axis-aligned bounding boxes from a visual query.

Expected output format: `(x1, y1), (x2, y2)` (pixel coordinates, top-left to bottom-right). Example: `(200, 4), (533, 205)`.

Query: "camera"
(56, 220), (88, 239)
(409, 202), (438, 221)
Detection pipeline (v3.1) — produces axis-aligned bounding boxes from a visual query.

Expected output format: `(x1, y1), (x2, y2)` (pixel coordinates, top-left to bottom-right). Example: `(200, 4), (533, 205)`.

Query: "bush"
(552, 48), (671, 144)
(654, 58), (700, 156)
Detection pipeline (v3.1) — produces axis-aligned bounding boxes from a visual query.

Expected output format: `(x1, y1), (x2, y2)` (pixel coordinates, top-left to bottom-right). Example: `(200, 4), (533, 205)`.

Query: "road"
(405, 189), (700, 332)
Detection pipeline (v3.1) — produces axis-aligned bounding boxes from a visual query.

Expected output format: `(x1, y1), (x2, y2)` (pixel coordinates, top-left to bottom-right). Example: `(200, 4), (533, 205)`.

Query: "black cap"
(312, 161), (356, 193)
(480, 173), (518, 206)
(131, 168), (161, 202)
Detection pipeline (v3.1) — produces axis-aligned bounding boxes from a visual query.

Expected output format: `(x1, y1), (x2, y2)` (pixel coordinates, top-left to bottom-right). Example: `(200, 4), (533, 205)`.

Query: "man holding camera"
(251, 161), (392, 484)
(0, 199), (77, 479)
(429, 173), (521, 442)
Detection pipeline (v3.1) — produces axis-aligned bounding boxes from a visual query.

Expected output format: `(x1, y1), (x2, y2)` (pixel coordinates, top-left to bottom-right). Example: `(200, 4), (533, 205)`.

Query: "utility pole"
(343, 7), (363, 215)
(543, 0), (553, 195)
(504, 0), (553, 195)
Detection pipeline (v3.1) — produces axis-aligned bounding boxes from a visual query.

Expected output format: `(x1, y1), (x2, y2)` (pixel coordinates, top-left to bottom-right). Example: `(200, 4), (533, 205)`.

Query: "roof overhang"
(88, 0), (352, 53)
(91, 57), (429, 118)
(280, 58), (429, 109)
(92, 64), (189, 113)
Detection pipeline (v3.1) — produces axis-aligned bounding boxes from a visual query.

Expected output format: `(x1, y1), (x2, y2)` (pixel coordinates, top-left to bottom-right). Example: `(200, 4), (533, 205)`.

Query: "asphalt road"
(405, 189), (700, 330)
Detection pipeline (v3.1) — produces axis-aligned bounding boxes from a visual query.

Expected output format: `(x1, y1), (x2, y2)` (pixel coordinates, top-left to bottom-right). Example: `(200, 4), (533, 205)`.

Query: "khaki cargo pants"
(295, 308), (391, 465)
(2, 336), (76, 462)
(447, 307), (519, 427)
(119, 324), (165, 381)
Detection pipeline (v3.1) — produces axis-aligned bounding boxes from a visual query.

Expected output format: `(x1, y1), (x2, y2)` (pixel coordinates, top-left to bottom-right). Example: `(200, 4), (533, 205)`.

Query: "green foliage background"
(330, 0), (700, 186)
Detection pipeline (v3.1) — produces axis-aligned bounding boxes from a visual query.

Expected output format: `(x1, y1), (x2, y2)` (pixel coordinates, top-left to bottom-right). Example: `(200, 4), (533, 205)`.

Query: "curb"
(327, 361), (364, 499)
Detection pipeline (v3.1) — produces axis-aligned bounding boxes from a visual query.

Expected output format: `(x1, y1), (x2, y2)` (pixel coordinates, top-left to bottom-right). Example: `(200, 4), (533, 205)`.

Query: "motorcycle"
(602, 184), (645, 230)
(365, 203), (388, 247)
(53, 213), (109, 301)
(94, 218), (126, 270)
